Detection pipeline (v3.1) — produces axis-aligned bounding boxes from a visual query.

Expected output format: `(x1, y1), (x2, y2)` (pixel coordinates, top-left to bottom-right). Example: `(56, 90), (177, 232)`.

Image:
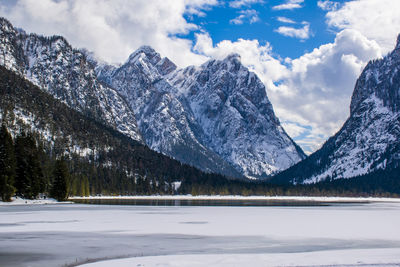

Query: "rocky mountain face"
(271, 35), (400, 184)
(1, 17), (305, 179)
(0, 17), (142, 142)
(168, 54), (305, 177)
(95, 47), (305, 178)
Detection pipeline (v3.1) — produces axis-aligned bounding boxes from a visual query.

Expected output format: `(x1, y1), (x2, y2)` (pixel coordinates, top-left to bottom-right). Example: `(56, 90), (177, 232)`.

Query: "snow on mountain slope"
(168, 54), (305, 177)
(0, 17), (142, 142)
(95, 46), (243, 178)
(271, 34), (400, 184)
(1, 17), (305, 179)
(97, 47), (305, 178)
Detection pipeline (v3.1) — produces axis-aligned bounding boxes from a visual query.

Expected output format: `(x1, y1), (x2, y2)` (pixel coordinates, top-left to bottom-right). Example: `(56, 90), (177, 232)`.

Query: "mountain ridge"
(95, 43), (306, 178)
(0, 17), (143, 143)
(1, 17), (305, 179)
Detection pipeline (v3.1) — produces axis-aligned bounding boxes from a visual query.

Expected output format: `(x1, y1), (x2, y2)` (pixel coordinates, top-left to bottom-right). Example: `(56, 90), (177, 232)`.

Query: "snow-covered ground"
(81, 250), (400, 267)
(0, 196), (72, 205)
(1, 202), (400, 266)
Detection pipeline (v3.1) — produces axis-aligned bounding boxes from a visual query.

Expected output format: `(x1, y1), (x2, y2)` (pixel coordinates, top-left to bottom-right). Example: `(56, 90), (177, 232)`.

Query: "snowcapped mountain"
(168, 54), (305, 177)
(96, 47), (305, 178)
(0, 17), (142, 142)
(94, 46), (243, 178)
(272, 35), (400, 184)
(0, 17), (305, 178)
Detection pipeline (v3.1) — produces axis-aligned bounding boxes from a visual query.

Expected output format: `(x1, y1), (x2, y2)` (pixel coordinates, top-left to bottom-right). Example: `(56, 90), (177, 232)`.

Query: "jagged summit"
(350, 35), (400, 114)
(167, 51), (305, 177)
(0, 17), (12, 29)
(224, 53), (241, 61)
(127, 45), (161, 64)
(94, 40), (305, 178)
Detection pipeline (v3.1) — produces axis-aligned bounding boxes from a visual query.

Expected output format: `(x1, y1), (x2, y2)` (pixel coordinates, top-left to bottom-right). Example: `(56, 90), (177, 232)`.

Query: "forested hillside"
(0, 66), (233, 200)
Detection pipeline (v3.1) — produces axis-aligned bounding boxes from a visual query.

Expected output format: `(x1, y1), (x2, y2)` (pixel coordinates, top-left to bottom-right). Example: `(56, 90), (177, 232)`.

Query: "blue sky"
(185, 0), (339, 60)
(1, 0), (399, 154)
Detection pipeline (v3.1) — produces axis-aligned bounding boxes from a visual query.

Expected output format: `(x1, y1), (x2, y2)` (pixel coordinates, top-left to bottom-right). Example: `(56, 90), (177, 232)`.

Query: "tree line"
(0, 124), (69, 201)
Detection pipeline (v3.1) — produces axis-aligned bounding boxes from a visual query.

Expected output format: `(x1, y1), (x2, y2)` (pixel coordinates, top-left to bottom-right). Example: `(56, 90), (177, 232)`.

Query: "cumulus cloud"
(229, 0), (265, 8)
(269, 29), (382, 151)
(276, 17), (296, 24)
(230, 9), (260, 25)
(325, 0), (400, 53)
(0, 0), (216, 66)
(275, 22), (310, 39)
(272, 0), (304, 11)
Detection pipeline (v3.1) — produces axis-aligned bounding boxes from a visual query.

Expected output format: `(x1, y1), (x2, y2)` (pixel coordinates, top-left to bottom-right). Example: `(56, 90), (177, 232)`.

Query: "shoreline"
(3, 195), (400, 206)
(69, 195), (400, 203)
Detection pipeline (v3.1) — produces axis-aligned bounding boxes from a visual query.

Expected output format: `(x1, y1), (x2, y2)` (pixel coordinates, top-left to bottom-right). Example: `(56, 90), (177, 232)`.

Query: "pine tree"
(50, 158), (69, 201)
(14, 132), (45, 199)
(14, 132), (30, 198)
(0, 124), (16, 202)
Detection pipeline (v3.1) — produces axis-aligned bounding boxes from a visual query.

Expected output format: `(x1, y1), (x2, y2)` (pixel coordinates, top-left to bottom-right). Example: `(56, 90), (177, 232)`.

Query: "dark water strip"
(71, 198), (370, 207)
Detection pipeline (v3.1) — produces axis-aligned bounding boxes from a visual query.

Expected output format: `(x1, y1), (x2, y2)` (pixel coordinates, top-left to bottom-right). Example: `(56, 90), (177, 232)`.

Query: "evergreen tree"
(0, 124), (16, 201)
(50, 158), (69, 201)
(14, 132), (45, 199)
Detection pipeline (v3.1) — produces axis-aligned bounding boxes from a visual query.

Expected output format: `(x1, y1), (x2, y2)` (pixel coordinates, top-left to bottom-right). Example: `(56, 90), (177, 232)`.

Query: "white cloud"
(275, 22), (310, 39)
(272, 0), (304, 10)
(230, 9), (260, 25)
(0, 0), (217, 66)
(276, 17), (296, 24)
(184, 0), (219, 17)
(317, 0), (339, 11)
(269, 29), (382, 151)
(229, 0), (264, 8)
(325, 0), (400, 54)
(281, 122), (308, 138)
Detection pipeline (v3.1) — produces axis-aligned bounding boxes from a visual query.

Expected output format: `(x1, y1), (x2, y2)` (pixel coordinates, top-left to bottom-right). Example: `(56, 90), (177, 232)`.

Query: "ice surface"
(1, 202), (400, 266)
(81, 250), (400, 267)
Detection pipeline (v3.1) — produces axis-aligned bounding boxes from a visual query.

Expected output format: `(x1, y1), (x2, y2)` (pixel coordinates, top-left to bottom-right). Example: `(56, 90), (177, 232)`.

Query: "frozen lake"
(1, 200), (400, 266)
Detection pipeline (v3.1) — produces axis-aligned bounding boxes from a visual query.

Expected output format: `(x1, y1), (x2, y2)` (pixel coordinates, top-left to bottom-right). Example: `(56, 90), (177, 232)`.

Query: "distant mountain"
(0, 17), (305, 179)
(271, 35), (400, 184)
(95, 48), (305, 178)
(0, 17), (142, 142)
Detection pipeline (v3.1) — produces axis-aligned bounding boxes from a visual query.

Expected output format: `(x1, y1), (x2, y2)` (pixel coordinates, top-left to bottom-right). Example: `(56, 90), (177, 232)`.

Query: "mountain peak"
(128, 45), (161, 65)
(224, 53), (241, 62)
(0, 17), (15, 33)
(136, 45), (157, 55)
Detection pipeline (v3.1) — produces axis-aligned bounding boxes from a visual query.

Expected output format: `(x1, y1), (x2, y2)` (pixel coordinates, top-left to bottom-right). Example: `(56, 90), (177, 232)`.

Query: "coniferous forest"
(0, 65), (399, 201)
